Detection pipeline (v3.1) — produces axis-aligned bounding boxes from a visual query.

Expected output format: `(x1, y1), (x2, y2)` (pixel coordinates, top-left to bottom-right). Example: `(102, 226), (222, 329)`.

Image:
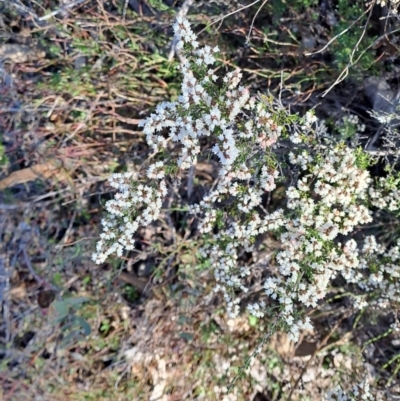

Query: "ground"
(0, 0), (400, 400)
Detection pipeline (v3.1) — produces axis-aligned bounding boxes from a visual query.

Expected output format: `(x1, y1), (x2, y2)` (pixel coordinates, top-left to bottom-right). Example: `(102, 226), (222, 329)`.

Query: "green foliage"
(99, 318), (112, 336)
(123, 284), (139, 302)
(382, 172), (400, 191)
(200, 321), (219, 343)
(147, 0), (174, 12)
(53, 272), (63, 287)
(269, 0), (319, 19)
(335, 118), (359, 140)
(44, 67), (97, 96)
(52, 297), (92, 347)
(334, 31), (376, 73)
(71, 37), (102, 57)
(0, 141), (7, 167)
(333, 0), (377, 73)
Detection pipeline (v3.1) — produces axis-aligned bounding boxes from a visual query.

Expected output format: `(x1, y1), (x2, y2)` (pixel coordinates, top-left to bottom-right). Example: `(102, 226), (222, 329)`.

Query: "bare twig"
(305, 11), (368, 57)
(198, 0), (262, 36)
(187, 165), (195, 200)
(367, 126), (385, 151)
(320, 5), (373, 97)
(322, 24), (400, 98)
(21, 246), (45, 285)
(38, 0), (87, 21)
(55, 210), (77, 249)
(164, 178), (179, 265)
(122, 0), (129, 20)
(246, 0), (269, 44)
(0, 203), (24, 210)
(365, 149), (400, 156)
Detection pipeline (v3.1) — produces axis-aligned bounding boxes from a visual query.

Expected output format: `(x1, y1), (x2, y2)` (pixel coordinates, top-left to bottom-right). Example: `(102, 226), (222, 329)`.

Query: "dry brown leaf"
(294, 340), (318, 357)
(9, 285), (27, 299)
(195, 161), (219, 179)
(0, 162), (70, 190)
(270, 332), (295, 358)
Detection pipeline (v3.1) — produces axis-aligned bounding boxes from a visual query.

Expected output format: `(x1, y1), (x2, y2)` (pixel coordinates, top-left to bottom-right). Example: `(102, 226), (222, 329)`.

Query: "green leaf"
(53, 272), (63, 286)
(178, 315), (187, 325)
(64, 297), (89, 307)
(53, 301), (69, 319)
(179, 332), (193, 342)
(249, 316), (258, 327)
(74, 316), (91, 336)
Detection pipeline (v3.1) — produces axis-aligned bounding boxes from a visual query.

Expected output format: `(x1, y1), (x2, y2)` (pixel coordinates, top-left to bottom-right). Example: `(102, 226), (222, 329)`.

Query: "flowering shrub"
(93, 17), (400, 396)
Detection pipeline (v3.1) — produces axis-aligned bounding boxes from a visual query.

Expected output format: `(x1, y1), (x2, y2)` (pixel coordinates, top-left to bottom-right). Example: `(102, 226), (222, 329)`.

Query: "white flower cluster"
(138, 16), (250, 171)
(369, 176), (400, 212)
(350, 236), (400, 310)
(289, 111), (317, 144)
(93, 17), (254, 263)
(200, 209), (285, 317)
(92, 172), (167, 264)
(197, 143), (373, 341)
(338, 114), (366, 135)
(265, 146), (372, 340)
